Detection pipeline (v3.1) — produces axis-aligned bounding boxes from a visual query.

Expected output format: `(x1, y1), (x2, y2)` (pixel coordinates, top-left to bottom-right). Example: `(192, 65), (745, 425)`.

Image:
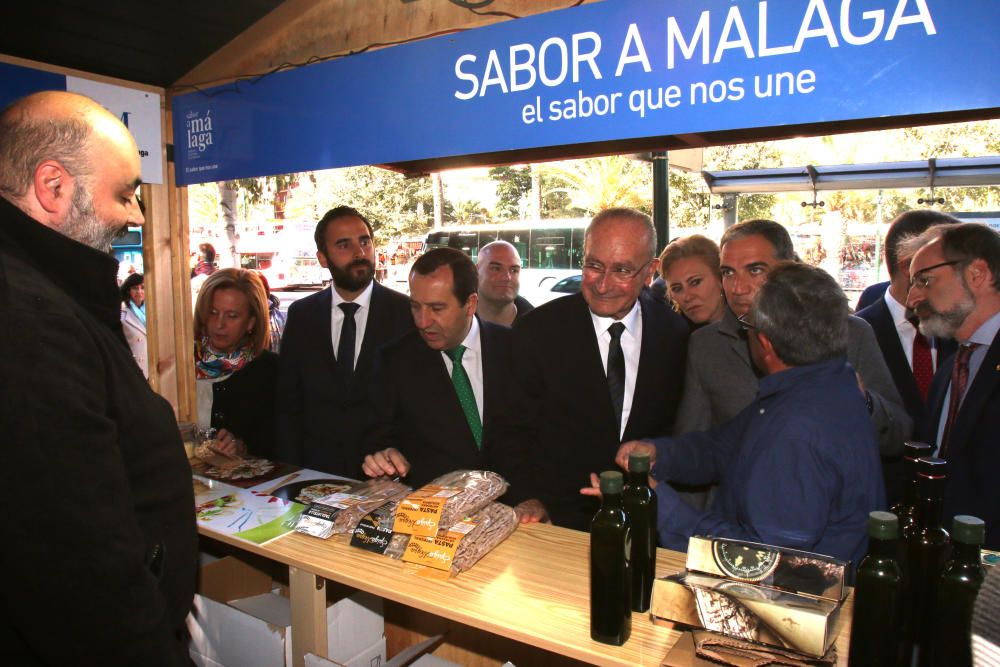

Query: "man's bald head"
(0, 91), (143, 250)
(0, 91), (136, 198)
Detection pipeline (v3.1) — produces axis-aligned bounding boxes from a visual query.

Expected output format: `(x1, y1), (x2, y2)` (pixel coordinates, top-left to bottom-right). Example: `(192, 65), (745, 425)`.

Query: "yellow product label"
(401, 518), (477, 571)
(391, 485), (459, 536)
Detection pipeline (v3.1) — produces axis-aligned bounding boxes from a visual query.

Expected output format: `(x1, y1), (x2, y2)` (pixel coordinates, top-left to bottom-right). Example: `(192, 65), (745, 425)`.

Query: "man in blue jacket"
(608, 263), (884, 565)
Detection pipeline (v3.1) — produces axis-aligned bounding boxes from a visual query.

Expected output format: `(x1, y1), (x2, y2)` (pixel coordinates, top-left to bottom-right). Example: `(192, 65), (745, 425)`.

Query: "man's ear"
(316, 249), (329, 269)
(32, 160), (74, 223)
(965, 258), (992, 292)
(755, 330), (779, 364)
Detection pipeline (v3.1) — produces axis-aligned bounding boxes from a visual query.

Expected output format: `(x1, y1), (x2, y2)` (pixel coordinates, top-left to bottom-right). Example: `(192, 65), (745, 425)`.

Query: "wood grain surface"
(250, 522), (854, 666)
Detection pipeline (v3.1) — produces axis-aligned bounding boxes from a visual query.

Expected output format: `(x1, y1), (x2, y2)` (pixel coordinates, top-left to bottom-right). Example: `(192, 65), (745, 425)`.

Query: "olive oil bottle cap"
(952, 515), (986, 545)
(868, 511), (899, 540)
(628, 452), (651, 473)
(599, 470), (624, 494)
(916, 456), (947, 476)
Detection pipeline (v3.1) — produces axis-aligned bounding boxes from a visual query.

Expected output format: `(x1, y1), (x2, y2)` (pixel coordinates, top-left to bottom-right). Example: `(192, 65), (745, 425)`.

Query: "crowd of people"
(3, 89), (1000, 662)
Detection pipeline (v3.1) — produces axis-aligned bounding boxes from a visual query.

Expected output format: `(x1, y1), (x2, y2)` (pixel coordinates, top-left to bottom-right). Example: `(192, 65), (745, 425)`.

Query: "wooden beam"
(174, 0), (603, 90)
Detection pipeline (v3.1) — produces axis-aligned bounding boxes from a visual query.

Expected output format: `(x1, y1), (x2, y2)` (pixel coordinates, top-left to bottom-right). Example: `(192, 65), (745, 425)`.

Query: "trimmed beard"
(62, 182), (128, 253)
(918, 280), (976, 339)
(327, 256), (375, 292)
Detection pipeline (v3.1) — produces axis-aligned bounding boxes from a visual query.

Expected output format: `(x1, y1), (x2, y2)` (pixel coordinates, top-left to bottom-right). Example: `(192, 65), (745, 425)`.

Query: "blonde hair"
(194, 268), (271, 354)
(659, 234), (720, 276)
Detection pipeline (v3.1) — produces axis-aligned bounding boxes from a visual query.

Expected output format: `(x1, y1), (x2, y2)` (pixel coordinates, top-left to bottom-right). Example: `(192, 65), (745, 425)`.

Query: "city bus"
(236, 220), (325, 289)
(424, 219), (588, 303)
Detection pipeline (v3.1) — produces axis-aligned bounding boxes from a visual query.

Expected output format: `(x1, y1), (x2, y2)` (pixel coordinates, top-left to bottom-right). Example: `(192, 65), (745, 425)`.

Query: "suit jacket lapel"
(625, 294), (657, 437)
(869, 299), (924, 412)
(355, 282), (386, 379)
(314, 287), (339, 372)
(568, 294), (630, 442)
(949, 331), (1000, 456)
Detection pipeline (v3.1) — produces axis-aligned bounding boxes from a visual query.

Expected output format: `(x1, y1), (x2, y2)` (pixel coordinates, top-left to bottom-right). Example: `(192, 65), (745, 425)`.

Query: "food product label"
(392, 485), (459, 536)
(293, 494), (361, 539)
(351, 501), (396, 554)
(401, 517), (477, 571)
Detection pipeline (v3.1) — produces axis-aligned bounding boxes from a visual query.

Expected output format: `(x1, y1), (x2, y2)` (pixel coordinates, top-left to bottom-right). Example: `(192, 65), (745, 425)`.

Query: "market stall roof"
(702, 157), (1000, 195)
(3, 1), (284, 88)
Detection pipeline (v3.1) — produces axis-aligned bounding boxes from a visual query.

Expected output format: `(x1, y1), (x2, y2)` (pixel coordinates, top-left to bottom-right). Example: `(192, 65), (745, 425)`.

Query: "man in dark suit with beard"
(856, 210), (958, 503)
(908, 222), (1000, 549)
(362, 248), (516, 489)
(275, 206), (413, 477)
(509, 208), (690, 530)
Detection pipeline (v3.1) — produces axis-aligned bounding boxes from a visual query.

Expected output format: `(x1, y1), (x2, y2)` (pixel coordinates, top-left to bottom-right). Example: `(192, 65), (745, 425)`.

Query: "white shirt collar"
(590, 299), (642, 339)
(459, 316), (481, 354)
(883, 287), (910, 327)
(330, 280), (374, 311)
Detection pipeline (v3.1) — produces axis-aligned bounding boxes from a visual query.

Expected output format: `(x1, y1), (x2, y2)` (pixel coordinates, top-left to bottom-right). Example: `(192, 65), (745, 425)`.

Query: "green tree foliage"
(489, 166), (531, 220)
(704, 142), (780, 221)
(453, 199), (491, 224)
(324, 166), (436, 243)
(540, 156), (652, 215)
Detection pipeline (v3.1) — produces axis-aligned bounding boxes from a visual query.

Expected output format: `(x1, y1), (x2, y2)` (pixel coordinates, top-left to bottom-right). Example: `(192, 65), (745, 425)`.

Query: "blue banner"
(172, 0), (1000, 185)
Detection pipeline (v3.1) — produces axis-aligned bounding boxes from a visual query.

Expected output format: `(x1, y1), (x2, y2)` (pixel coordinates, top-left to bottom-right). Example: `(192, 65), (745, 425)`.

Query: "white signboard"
(67, 77), (163, 184)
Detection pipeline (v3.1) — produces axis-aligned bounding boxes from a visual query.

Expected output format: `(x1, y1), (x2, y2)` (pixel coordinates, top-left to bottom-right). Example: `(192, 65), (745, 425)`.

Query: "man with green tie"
(362, 248), (519, 490)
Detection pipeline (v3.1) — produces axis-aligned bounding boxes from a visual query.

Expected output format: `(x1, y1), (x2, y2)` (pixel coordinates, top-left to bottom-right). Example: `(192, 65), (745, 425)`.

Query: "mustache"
(348, 258), (374, 270)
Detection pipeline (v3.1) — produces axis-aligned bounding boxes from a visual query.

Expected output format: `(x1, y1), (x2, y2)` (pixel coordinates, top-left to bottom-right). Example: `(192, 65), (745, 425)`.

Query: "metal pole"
(652, 151), (669, 254)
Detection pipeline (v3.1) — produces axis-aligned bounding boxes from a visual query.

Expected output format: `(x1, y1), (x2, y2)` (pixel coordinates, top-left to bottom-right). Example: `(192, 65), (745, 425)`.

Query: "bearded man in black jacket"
(0, 91), (197, 665)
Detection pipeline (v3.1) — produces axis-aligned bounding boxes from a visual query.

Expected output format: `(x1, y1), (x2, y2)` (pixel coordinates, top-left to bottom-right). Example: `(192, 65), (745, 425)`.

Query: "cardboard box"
(304, 639), (386, 667)
(188, 556), (385, 667)
(650, 572), (843, 658)
(685, 536), (847, 602)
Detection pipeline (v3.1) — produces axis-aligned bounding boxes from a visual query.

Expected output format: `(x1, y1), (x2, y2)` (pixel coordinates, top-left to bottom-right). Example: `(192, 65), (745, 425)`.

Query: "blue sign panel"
(172, 0), (1000, 185)
(0, 62), (66, 109)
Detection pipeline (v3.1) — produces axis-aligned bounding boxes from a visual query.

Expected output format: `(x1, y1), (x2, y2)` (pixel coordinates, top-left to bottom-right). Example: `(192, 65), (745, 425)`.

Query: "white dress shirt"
(935, 310), (1000, 451)
(590, 300), (643, 440)
(884, 288), (938, 370)
(330, 281), (374, 370)
(440, 317), (484, 420)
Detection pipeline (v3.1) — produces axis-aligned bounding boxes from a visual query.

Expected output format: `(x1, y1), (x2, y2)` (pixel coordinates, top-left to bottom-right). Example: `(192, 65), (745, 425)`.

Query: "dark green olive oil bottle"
(928, 515), (986, 667)
(590, 470), (632, 645)
(623, 452), (656, 613)
(848, 511), (904, 666)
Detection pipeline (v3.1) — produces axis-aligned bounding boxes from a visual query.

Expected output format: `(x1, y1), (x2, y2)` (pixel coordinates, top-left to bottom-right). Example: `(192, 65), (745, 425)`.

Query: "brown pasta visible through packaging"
(326, 479), (411, 534)
(425, 470), (509, 529)
(450, 502), (518, 573)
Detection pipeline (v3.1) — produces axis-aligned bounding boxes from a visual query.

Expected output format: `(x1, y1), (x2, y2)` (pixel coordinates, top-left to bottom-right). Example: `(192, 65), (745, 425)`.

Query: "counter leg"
(290, 566), (327, 667)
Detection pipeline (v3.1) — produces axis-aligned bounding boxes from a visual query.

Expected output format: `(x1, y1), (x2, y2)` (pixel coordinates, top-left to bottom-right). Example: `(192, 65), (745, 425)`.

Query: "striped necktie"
(446, 345), (482, 449)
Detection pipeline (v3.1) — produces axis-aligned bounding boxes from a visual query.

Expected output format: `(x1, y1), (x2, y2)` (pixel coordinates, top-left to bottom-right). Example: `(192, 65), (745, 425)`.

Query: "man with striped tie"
(907, 222), (1000, 549)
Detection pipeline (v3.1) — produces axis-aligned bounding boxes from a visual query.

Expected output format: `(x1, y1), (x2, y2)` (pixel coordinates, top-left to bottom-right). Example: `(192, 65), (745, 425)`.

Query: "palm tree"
(540, 156), (652, 215)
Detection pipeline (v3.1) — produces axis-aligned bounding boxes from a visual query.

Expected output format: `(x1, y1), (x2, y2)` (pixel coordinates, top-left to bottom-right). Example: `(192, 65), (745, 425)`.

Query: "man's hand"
(362, 447), (410, 478)
(514, 498), (550, 524)
(213, 428), (246, 458)
(615, 440), (657, 471)
(580, 472), (602, 497)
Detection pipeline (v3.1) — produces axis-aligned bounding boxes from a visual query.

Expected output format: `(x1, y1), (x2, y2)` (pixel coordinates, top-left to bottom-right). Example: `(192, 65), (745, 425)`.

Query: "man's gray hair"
(586, 207), (657, 259)
(900, 222), (1000, 291)
(753, 262), (848, 366)
(0, 105), (94, 200)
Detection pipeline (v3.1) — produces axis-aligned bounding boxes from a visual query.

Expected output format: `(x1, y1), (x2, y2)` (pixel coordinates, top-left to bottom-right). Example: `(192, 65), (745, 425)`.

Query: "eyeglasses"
(910, 260), (960, 290)
(581, 259), (653, 283)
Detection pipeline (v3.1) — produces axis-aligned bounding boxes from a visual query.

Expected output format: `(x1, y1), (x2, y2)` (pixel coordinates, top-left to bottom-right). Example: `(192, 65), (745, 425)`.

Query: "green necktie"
(446, 345), (482, 449)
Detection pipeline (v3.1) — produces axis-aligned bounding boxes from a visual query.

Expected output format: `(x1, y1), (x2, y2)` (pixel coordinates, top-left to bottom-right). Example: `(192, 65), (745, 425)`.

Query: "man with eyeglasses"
(674, 219), (909, 510)
(503, 207), (689, 530)
(608, 263), (883, 564)
(905, 222), (1000, 549)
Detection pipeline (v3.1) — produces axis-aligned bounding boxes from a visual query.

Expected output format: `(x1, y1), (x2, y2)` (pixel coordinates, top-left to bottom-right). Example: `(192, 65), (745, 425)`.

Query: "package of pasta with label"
(391, 470), (507, 537)
(295, 478), (411, 539)
(402, 502), (518, 574)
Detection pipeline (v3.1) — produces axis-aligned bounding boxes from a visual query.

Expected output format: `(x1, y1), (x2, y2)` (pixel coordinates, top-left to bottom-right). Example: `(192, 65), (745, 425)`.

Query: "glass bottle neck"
(626, 470), (648, 488)
(602, 491), (623, 510)
(915, 492), (944, 531)
(868, 535), (899, 559)
(951, 541), (982, 565)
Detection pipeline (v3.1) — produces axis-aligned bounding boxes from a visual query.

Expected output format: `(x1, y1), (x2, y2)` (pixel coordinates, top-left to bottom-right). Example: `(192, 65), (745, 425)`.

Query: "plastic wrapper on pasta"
(450, 502), (518, 573)
(330, 478), (412, 533)
(426, 469), (508, 529)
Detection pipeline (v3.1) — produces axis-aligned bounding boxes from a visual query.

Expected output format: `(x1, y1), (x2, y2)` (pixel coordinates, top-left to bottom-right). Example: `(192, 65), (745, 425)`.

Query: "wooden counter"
(200, 519), (854, 666)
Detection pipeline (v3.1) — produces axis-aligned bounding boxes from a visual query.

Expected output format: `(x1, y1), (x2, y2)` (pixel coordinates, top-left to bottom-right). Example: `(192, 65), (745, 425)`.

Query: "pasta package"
(392, 470), (508, 537)
(401, 502), (518, 574)
(295, 478), (410, 539)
